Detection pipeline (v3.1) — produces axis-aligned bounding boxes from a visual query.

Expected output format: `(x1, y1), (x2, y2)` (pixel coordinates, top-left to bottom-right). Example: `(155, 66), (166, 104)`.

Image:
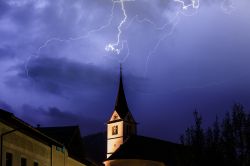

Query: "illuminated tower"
(106, 66), (137, 158)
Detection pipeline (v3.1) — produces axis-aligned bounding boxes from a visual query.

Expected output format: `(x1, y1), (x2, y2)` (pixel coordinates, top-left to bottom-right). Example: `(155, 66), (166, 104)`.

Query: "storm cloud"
(0, 0), (250, 141)
(20, 104), (104, 135)
(6, 57), (115, 95)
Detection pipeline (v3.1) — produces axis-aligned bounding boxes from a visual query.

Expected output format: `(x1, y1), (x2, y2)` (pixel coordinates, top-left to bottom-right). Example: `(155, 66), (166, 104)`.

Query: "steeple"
(114, 64), (129, 119)
(106, 64), (137, 158)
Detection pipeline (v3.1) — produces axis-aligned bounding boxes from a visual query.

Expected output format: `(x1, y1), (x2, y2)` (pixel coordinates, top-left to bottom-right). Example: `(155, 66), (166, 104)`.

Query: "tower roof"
(114, 65), (129, 119)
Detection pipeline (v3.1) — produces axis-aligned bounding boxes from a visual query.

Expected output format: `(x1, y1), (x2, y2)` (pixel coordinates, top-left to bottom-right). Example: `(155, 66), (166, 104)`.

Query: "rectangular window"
(6, 152), (12, 166)
(21, 158), (27, 166)
(34, 161), (39, 166)
(112, 125), (118, 135)
(56, 146), (61, 151)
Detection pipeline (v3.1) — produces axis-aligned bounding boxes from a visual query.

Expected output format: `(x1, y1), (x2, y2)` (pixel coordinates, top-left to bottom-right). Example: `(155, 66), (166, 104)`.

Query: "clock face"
(112, 125), (118, 135)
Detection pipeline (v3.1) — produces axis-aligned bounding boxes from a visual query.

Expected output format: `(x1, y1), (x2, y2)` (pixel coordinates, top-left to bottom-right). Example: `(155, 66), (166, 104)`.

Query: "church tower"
(106, 66), (137, 158)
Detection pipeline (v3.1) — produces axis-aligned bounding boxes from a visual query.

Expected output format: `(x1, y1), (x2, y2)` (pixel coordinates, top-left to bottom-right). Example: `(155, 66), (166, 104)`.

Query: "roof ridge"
(0, 108), (63, 147)
(38, 125), (79, 129)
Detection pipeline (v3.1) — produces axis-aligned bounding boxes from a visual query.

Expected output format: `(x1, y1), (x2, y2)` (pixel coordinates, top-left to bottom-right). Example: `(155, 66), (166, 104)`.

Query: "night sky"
(0, 0), (250, 142)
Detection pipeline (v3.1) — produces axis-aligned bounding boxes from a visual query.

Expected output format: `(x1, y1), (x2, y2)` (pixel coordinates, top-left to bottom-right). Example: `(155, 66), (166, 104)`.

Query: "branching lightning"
(26, 0), (133, 78)
(25, 1), (117, 77)
(105, 0), (134, 55)
(26, 0), (234, 80)
(143, 0), (200, 76)
(26, 0), (201, 78)
(174, 0), (199, 10)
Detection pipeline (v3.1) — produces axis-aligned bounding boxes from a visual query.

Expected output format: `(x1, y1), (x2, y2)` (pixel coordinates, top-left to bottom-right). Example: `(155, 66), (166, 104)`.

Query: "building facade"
(0, 109), (88, 166)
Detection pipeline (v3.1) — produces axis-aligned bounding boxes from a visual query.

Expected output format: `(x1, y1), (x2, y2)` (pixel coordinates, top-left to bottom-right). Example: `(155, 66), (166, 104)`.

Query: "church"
(102, 67), (189, 166)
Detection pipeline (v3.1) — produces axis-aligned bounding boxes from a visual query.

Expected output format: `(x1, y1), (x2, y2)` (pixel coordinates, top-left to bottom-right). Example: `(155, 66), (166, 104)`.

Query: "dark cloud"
(20, 104), (104, 136)
(6, 57), (115, 95)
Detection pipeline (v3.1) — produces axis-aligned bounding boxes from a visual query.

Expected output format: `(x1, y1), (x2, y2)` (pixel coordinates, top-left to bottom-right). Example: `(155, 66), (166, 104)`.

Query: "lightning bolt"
(143, 0), (200, 77)
(27, 0), (235, 82)
(174, 0), (199, 10)
(25, 0), (117, 78)
(105, 0), (134, 55)
(25, 0), (135, 78)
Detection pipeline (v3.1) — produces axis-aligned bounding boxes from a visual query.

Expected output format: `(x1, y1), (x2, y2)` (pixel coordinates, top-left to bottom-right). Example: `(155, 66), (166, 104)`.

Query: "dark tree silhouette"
(181, 103), (250, 166)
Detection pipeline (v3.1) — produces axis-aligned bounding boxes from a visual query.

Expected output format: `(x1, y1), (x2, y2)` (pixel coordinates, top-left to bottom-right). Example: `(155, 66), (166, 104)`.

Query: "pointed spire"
(115, 64), (129, 119)
(120, 63), (122, 75)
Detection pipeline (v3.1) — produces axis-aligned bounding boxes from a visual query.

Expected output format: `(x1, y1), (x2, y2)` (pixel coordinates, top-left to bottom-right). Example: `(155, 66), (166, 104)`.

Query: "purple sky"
(0, 0), (250, 142)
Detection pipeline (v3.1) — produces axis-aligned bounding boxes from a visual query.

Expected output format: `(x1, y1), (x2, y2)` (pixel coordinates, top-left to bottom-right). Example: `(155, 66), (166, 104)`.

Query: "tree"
(221, 112), (237, 166)
(180, 103), (250, 166)
(232, 104), (247, 165)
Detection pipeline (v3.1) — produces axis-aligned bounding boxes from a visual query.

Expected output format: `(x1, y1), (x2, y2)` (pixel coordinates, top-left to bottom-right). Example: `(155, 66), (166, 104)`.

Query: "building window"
(21, 158), (27, 166)
(56, 146), (61, 151)
(56, 146), (65, 153)
(34, 161), (39, 166)
(6, 152), (12, 166)
(112, 125), (118, 135)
